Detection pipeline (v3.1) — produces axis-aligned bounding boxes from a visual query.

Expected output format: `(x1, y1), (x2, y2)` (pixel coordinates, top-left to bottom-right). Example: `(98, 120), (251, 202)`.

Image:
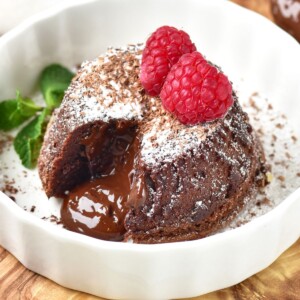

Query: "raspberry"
(140, 26), (196, 96)
(160, 52), (234, 124)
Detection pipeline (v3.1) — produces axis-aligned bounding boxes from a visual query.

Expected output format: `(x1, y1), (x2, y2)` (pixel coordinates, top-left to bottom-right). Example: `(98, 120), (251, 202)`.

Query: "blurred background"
(0, 0), (74, 33)
(1, 0), (299, 43)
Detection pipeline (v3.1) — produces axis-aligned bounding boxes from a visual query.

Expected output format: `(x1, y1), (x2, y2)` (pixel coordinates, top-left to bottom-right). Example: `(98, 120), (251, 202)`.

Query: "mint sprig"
(0, 99), (27, 131)
(16, 91), (43, 117)
(0, 63), (74, 168)
(40, 64), (74, 109)
(13, 109), (50, 169)
(0, 91), (42, 131)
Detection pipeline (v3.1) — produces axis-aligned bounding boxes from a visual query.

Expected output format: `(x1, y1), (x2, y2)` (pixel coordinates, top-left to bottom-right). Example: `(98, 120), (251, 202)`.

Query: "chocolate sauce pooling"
(61, 123), (137, 241)
(271, 0), (300, 42)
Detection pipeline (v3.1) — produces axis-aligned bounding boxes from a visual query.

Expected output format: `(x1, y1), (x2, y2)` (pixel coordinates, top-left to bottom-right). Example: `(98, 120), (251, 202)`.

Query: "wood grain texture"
(1, 1), (299, 299)
(231, 0), (273, 20)
(1, 238), (300, 300)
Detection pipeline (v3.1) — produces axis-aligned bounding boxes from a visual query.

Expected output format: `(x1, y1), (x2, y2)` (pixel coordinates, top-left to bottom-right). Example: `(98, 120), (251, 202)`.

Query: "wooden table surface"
(1, 1), (300, 299)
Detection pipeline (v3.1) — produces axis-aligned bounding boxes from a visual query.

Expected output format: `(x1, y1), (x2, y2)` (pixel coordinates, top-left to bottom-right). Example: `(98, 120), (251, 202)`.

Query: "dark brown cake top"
(45, 44), (249, 168)
(62, 44), (145, 127)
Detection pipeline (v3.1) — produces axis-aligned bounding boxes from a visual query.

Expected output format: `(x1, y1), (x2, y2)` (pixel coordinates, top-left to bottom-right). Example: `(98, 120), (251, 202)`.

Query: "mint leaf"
(14, 109), (50, 169)
(16, 90), (42, 117)
(0, 99), (27, 131)
(0, 92), (42, 131)
(40, 64), (74, 109)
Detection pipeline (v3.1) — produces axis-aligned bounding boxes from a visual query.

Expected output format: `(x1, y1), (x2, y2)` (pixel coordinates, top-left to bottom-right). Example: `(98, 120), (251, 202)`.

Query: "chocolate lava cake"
(38, 44), (267, 243)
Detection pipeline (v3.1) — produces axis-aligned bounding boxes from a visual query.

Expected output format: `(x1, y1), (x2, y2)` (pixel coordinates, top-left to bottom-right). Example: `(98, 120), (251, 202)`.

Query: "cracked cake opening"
(38, 44), (268, 243)
(61, 121), (138, 241)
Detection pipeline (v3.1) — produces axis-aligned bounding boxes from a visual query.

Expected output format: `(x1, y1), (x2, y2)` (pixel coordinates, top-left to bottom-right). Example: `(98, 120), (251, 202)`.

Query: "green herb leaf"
(16, 90), (43, 117)
(0, 99), (27, 131)
(14, 108), (50, 169)
(0, 91), (42, 131)
(40, 64), (74, 109)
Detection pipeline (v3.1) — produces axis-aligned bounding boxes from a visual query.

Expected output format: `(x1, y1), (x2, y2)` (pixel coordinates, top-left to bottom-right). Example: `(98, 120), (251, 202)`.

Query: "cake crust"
(38, 45), (267, 243)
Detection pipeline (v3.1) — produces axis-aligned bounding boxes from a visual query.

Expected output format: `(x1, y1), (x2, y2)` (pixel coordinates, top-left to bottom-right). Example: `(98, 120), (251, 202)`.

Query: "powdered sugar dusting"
(39, 44), (152, 169)
(0, 92), (299, 239)
(41, 44), (236, 170)
(32, 44), (300, 237)
(223, 94), (300, 230)
(59, 44), (146, 130)
(140, 116), (218, 166)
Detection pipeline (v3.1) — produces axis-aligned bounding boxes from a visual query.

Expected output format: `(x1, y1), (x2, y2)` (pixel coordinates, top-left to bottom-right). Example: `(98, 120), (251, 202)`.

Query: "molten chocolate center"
(61, 122), (137, 241)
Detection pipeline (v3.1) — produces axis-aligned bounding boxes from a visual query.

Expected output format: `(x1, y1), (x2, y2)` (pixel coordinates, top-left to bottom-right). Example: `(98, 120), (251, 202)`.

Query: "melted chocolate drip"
(61, 123), (138, 241)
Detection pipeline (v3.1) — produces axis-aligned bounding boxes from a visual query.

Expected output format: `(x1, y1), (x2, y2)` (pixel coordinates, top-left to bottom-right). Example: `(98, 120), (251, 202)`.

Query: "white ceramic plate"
(1, 0), (300, 299)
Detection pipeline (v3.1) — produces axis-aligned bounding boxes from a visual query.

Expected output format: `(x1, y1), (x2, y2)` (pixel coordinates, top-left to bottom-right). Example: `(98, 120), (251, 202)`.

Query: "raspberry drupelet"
(160, 52), (234, 125)
(140, 26), (196, 96)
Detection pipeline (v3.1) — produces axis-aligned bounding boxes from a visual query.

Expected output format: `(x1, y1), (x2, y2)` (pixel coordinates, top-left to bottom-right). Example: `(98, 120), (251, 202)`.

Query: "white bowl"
(1, 0), (300, 299)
